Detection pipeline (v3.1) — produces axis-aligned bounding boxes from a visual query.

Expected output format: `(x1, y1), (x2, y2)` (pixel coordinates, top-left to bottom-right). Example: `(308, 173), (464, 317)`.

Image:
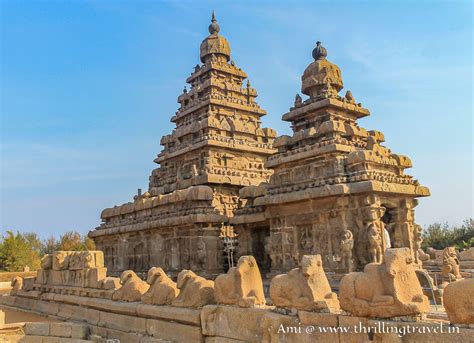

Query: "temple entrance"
(381, 206), (397, 249)
(251, 227), (271, 274)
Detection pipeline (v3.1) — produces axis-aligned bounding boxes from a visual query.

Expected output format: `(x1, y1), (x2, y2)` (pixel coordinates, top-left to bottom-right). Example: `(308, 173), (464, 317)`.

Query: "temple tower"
(232, 42), (430, 276)
(89, 13), (276, 277)
(149, 12), (276, 216)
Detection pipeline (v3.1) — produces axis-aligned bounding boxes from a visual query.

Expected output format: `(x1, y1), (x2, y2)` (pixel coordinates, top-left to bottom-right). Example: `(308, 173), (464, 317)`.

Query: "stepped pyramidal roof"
(89, 13), (276, 277)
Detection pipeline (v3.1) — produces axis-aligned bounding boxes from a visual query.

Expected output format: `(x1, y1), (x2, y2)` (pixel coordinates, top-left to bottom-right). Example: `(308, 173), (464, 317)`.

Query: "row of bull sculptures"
(10, 248), (473, 324)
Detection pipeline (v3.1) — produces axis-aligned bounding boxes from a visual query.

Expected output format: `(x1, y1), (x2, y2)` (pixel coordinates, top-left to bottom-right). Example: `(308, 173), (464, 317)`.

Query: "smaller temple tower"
(232, 42), (430, 276)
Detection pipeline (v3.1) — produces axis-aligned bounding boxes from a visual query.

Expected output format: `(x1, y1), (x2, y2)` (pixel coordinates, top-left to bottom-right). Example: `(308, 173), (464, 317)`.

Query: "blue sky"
(1, 0), (472, 239)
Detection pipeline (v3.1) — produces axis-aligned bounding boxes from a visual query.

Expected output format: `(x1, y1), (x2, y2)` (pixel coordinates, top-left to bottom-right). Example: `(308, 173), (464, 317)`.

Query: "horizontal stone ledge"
(254, 181), (429, 206)
(4, 294), (201, 327)
(89, 213), (227, 237)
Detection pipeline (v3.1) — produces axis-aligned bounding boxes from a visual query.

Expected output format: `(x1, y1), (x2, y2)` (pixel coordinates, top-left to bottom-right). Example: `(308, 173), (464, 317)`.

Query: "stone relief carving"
(339, 229), (354, 271)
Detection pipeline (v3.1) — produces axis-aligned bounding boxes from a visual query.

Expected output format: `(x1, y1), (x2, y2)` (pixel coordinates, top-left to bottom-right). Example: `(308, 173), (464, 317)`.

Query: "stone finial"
(214, 255), (265, 307)
(312, 41), (327, 60)
(339, 248), (429, 318)
(443, 278), (474, 324)
(208, 11), (220, 35)
(302, 41), (343, 98)
(269, 255), (339, 312)
(200, 12), (231, 63)
(112, 270), (150, 302)
(141, 267), (179, 305)
(172, 270), (215, 308)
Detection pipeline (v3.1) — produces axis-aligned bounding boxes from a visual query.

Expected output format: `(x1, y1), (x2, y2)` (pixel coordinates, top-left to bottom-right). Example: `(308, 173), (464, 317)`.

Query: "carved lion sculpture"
(214, 255), (265, 307)
(172, 270), (215, 308)
(10, 276), (23, 296)
(441, 247), (462, 281)
(269, 255), (339, 312)
(141, 267), (179, 305)
(443, 278), (474, 324)
(339, 248), (429, 318)
(112, 270), (149, 302)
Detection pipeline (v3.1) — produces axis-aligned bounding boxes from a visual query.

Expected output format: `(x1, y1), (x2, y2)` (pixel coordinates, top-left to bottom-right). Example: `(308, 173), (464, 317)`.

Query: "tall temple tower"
(89, 13), (276, 277)
(232, 42), (430, 276)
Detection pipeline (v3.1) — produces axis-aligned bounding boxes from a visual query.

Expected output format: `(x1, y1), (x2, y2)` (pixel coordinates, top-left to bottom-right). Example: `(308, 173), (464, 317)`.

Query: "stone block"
(260, 311), (342, 343)
(50, 323), (72, 337)
(70, 323), (90, 339)
(298, 311), (338, 327)
(443, 278), (474, 324)
(84, 268), (107, 288)
(338, 315), (370, 343)
(136, 304), (201, 325)
(36, 300), (60, 315)
(146, 318), (203, 342)
(23, 276), (36, 291)
(205, 338), (247, 343)
(98, 311), (147, 334)
(201, 305), (268, 342)
(57, 303), (79, 320)
(0, 310), (4, 325)
(24, 322), (50, 336)
(50, 270), (68, 285)
(70, 306), (100, 326)
(297, 311), (339, 342)
(140, 337), (173, 343)
(20, 336), (55, 343)
(0, 295), (16, 307)
(58, 339), (90, 343)
(89, 325), (143, 343)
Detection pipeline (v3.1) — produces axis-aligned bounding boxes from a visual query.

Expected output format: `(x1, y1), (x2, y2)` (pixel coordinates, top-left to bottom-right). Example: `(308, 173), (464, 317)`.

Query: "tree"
(42, 235), (58, 255)
(0, 231), (42, 271)
(422, 218), (474, 250)
(57, 231), (96, 251)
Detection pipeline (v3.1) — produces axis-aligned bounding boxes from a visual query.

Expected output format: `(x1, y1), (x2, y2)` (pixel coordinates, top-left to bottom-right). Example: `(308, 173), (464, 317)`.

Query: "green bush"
(422, 218), (474, 250)
(0, 230), (96, 272)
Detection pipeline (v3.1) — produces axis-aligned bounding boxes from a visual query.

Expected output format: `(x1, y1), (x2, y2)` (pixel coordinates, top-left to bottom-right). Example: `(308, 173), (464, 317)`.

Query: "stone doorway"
(381, 205), (397, 249)
(251, 228), (271, 274)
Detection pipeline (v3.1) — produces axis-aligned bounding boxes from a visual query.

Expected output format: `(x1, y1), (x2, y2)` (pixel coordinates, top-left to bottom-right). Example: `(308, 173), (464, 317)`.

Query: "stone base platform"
(1, 294), (473, 342)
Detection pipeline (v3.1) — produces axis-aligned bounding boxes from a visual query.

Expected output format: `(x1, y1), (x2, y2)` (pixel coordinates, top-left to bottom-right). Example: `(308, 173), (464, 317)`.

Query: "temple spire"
(312, 41), (327, 60)
(208, 10), (220, 35)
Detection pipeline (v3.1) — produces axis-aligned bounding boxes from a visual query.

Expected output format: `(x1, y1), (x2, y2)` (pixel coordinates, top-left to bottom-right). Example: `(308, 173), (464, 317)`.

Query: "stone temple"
(89, 13), (276, 277)
(232, 41), (430, 276)
(89, 14), (429, 278)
